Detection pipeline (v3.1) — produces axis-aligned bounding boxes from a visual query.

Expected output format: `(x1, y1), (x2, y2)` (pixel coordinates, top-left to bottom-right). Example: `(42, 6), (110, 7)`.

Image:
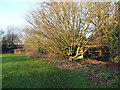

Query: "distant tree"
(0, 29), (5, 53)
(2, 26), (21, 53)
(0, 29), (5, 44)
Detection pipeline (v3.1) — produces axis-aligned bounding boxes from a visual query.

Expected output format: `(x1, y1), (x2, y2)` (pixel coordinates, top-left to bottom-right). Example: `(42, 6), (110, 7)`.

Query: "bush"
(100, 73), (112, 80)
(27, 50), (41, 58)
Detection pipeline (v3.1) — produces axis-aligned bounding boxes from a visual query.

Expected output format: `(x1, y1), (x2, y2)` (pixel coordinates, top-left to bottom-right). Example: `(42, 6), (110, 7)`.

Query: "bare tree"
(3, 26), (20, 47)
(2, 26), (21, 53)
(23, 2), (119, 60)
(24, 2), (92, 59)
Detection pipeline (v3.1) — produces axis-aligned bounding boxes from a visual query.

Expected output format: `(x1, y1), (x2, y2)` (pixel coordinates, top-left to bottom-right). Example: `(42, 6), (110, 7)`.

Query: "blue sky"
(0, 0), (37, 29)
(0, 0), (118, 29)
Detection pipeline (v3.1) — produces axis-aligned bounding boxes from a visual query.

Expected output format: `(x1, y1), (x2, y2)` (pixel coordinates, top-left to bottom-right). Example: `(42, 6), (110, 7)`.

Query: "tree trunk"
(69, 56), (73, 61)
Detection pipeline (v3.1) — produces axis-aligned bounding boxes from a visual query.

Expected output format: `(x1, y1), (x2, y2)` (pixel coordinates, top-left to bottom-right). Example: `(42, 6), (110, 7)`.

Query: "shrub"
(100, 73), (112, 80)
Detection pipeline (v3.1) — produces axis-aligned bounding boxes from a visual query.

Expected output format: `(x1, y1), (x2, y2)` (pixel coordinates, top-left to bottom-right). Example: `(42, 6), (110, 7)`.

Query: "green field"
(1, 54), (118, 88)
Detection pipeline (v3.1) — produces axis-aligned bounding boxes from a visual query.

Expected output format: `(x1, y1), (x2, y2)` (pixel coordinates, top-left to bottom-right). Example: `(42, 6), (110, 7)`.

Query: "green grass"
(1, 54), (118, 88)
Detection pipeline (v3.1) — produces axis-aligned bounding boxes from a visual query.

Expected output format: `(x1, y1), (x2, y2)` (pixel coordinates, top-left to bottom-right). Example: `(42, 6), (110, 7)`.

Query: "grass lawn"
(1, 54), (119, 88)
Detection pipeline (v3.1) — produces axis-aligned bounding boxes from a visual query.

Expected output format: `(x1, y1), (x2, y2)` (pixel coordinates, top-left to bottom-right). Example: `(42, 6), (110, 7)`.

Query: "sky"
(0, 0), (38, 29)
(0, 0), (118, 29)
